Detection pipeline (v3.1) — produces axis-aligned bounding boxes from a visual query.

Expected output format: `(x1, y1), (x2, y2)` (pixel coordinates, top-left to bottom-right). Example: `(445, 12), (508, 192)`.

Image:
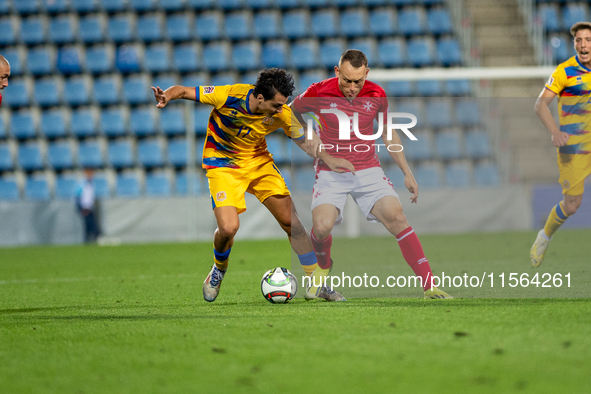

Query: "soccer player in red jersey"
(0, 55), (11, 106)
(292, 50), (452, 299)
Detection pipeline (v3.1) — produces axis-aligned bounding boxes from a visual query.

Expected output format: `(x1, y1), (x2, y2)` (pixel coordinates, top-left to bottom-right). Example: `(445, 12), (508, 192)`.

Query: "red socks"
(311, 228), (333, 269)
(396, 227), (433, 291)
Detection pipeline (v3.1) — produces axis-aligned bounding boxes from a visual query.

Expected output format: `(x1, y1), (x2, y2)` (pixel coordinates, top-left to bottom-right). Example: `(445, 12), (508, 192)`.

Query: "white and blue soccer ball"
(261, 267), (298, 304)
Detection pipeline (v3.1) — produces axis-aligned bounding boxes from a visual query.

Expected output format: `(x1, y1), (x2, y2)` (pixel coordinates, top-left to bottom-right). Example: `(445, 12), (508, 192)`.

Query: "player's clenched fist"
(151, 86), (168, 108)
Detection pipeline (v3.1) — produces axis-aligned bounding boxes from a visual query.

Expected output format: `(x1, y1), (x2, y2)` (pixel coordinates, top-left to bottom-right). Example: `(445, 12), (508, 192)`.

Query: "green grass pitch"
(1, 230), (590, 393)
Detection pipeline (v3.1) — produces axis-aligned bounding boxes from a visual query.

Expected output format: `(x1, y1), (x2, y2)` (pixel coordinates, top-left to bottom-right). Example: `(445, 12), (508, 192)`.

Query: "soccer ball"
(260, 267), (298, 304)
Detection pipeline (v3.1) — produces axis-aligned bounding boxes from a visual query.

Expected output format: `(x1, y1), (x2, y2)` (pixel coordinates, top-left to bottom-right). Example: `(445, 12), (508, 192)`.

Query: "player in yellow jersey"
(531, 22), (591, 267)
(151, 68), (352, 301)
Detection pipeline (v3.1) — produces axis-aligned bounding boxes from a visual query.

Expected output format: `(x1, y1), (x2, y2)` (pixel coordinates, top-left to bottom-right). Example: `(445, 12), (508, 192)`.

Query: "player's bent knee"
(218, 222), (240, 239)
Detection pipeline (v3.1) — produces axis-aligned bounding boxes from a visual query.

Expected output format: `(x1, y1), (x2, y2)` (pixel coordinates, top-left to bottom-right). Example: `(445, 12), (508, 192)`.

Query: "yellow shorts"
(557, 152), (591, 195)
(206, 158), (289, 214)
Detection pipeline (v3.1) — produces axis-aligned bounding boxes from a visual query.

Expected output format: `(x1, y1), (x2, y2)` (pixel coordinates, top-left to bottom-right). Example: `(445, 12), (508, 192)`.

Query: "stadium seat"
(116, 172), (141, 197)
(64, 76), (91, 106)
(320, 39), (346, 68)
(0, 18), (17, 46)
(196, 12), (224, 41)
(0, 118), (4, 139)
(393, 0), (415, 7)
(18, 142), (44, 171)
(398, 7), (426, 36)
(160, 107), (185, 137)
(92, 173), (110, 198)
(108, 140), (134, 168)
(116, 44), (143, 74)
(102, 0), (126, 13)
(78, 140), (104, 168)
(402, 130), (432, 161)
(182, 73), (208, 88)
(219, 0), (244, 10)
(311, 9), (339, 38)
(11, 111), (37, 140)
(48, 141), (74, 170)
(130, 0), (157, 12)
(415, 163), (442, 189)
(55, 175), (78, 200)
(138, 139), (165, 167)
(225, 11), (254, 41)
(167, 139), (187, 166)
(145, 44), (172, 73)
(25, 175), (51, 201)
(291, 40), (320, 69)
(549, 34), (572, 64)
(232, 41), (261, 71)
(445, 162), (471, 188)
(417, 80), (442, 96)
(387, 80), (414, 97)
(407, 37), (435, 67)
(383, 165), (407, 190)
(27, 46), (55, 76)
(166, 14), (194, 42)
(262, 41), (290, 68)
(145, 172), (172, 197)
(437, 37), (462, 66)
(40, 110), (67, 139)
(71, 0), (98, 13)
(21, 16), (46, 45)
(189, 0), (215, 10)
(194, 107), (211, 135)
(94, 74), (121, 106)
(79, 14), (106, 44)
(435, 129), (462, 159)
(378, 38), (407, 68)
(394, 98), (425, 128)
(71, 108), (97, 138)
(2, 48), (24, 76)
(137, 14), (164, 43)
(175, 171), (202, 195)
(34, 78), (61, 107)
(130, 107), (155, 136)
(108, 14), (136, 43)
(340, 8), (368, 38)
(369, 8), (396, 37)
(0, 144), (13, 171)
(49, 15), (76, 44)
(446, 80), (472, 96)
(349, 38), (379, 66)
(203, 42), (231, 72)
(101, 107), (127, 138)
(86, 45), (115, 74)
(173, 44), (201, 73)
(455, 99), (481, 126)
(539, 5), (560, 33)
(160, 0), (185, 12)
(124, 75), (150, 105)
(290, 141), (313, 165)
(474, 163), (499, 187)
(465, 129), (491, 159)
(0, 178), (19, 201)
(266, 137), (286, 164)
(276, 0), (301, 9)
(43, 0), (69, 14)
(302, 0), (331, 7)
(294, 167), (316, 193)
(17, 0), (41, 14)
(254, 11), (281, 40)
(152, 75), (178, 91)
(562, 3), (588, 30)
(4, 78), (31, 108)
(283, 10), (311, 39)
(298, 70), (327, 93)
(57, 47), (83, 75)
(427, 8), (452, 35)
(210, 72), (237, 86)
(247, 0), (273, 8)
(425, 98), (453, 128)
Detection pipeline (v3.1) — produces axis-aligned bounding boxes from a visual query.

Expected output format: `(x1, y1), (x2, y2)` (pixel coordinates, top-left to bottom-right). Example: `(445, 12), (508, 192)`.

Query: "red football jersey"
(292, 77), (388, 172)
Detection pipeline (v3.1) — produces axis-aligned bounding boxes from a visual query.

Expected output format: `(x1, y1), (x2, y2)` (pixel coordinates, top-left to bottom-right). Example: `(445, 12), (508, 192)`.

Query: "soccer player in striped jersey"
(0, 55), (11, 106)
(152, 68), (349, 302)
(530, 22), (591, 267)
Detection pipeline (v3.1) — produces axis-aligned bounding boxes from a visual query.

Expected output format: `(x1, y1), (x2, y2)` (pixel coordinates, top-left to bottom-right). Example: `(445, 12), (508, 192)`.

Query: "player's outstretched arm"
(383, 131), (419, 203)
(534, 88), (568, 147)
(151, 85), (196, 108)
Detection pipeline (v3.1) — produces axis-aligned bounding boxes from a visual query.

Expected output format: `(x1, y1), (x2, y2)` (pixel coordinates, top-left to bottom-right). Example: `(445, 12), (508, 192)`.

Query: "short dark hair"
(339, 49), (368, 68)
(253, 68), (295, 100)
(570, 21), (591, 38)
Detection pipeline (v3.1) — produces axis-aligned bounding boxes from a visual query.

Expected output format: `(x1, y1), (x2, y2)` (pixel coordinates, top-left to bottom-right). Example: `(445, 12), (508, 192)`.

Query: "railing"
(447, 0), (480, 68)
(517, 0), (551, 66)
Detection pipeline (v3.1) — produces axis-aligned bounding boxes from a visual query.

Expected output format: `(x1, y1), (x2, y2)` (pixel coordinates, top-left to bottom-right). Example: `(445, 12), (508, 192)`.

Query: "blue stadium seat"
(116, 173), (141, 197)
(407, 37), (435, 67)
(2, 48), (24, 76)
(384, 165), (407, 190)
(102, 0), (127, 12)
(455, 99), (481, 126)
(417, 79), (442, 96)
(219, 0), (244, 10)
(57, 47), (83, 75)
(116, 44), (142, 73)
(11, 111), (36, 140)
(0, 18), (17, 46)
(160, 107), (185, 137)
(378, 38), (406, 67)
(232, 41), (261, 71)
(55, 175), (78, 200)
(203, 42), (231, 72)
(445, 162), (471, 188)
(138, 139), (164, 167)
(334, 0), (360, 6)
(425, 98), (453, 128)
(349, 38), (379, 66)
(427, 8), (452, 35)
(387, 80), (414, 97)
(402, 130), (432, 161)
(398, 7), (426, 36)
(189, 0), (215, 9)
(266, 137), (286, 163)
(340, 8), (368, 38)
(152, 75), (178, 91)
(415, 163), (442, 189)
(78, 140), (104, 168)
(247, 0), (273, 8)
(290, 141), (313, 165)
(79, 15), (106, 44)
(71, 0), (98, 13)
(173, 43), (201, 73)
(145, 172), (171, 197)
(446, 80), (472, 96)
(0, 178), (19, 201)
(108, 14), (135, 43)
(15, 0), (39, 14)
(160, 0), (185, 12)
(474, 163), (499, 187)
(465, 129), (490, 159)
(562, 3), (588, 30)
(393, 0), (414, 7)
(167, 139), (187, 166)
(137, 14), (164, 43)
(437, 37), (462, 66)
(47, 141), (74, 170)
(210, 73), (237, 86)
(130, 0), (157, 12)
(194, 107), (211, 135)
(18, 142), (44, 170)
(369, 8), (396, 37)
(72, 108), (97, 138)
(49, 15), (76, 44)
(283, 10), (310, 39)
(0, 144), (13, 171)
(130, 107), (155, 136)
(254, 11), (281, 39)
(27, 46), (55, 76)
(21, 16), (46, 45)
(123, 74), (150, 104)
(64, 76), (91, 106)
(0, 118), (4, 139)
(294, 167), (316, 193)
(225, 11), (254, 41)
(175, 171), (202, 195)
(92, 174), (110, 198)
(145, 44), (172, 73)
(167, 14), (194, 42)
(43, 0), (69, 14)
(182, 73), (208, 88)
(298, 70), (326, 93)
(101, 107), (127, 137)
(549, 34), (572, 64)
(34, 78), (61, 107)
(539, 5), (560, 33)
(302, 0), (330, 7)
(25, 175), (50, 201)
(86, 45), (115, 74)
(435, 129), (462, 159)
(320, 39), (346, 68)
(108, 140), (134, 168)
(311, 9), (339, 38)
(291, 40), (319, 69)
(40, 110), (67, 139)
(262, 41), (290, 68)
(94, 75), (121, 105)
(196, 12), (223, 41)
(4, 78), (31, 108)
(276, 0), (301, 8)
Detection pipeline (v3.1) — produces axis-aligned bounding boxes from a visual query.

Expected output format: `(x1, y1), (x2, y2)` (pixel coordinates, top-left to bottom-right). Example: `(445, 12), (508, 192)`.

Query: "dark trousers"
(83, 210), (101, 243)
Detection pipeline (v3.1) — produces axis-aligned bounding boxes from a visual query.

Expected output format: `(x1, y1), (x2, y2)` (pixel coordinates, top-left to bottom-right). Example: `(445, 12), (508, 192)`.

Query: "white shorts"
(311, 167), (400, 225)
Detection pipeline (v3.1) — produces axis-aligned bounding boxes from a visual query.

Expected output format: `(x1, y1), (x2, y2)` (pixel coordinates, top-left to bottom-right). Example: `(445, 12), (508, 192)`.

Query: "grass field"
(1, 230), (590, 393)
